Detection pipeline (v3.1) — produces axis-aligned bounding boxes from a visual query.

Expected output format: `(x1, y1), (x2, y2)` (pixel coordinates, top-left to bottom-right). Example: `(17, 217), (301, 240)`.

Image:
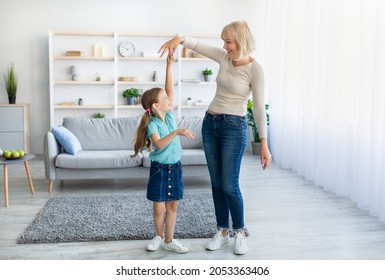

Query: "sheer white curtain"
(258, 0), (385, 221)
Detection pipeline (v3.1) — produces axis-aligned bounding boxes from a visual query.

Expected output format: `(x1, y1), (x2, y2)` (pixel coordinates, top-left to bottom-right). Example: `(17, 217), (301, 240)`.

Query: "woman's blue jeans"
(202, 111), (247, 232)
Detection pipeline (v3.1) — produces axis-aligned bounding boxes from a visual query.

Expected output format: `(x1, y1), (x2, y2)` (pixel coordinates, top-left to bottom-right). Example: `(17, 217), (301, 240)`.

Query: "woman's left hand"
(158, 36), (184, 57)
(260, 139), (272, 170)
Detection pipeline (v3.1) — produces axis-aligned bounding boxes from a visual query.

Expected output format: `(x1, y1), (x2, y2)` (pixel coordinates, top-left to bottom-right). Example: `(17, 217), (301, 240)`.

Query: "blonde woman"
(159, 21), (272, 255)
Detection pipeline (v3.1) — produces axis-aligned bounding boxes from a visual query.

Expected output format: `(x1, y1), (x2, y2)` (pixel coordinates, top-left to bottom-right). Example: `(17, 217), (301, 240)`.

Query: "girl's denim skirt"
(146, 160), (184, 202)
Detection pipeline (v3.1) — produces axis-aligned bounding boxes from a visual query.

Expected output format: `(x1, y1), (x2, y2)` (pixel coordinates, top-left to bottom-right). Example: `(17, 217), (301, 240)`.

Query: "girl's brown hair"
(131, 87), (162, 158)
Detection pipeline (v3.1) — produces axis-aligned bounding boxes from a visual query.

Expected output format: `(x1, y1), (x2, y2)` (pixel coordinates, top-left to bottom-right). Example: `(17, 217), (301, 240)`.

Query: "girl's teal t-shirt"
(147, 112), (182, 164)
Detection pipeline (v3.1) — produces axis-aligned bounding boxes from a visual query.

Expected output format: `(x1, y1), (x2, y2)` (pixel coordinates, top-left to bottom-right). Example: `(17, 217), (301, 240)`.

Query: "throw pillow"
(51, 126), (83, 155)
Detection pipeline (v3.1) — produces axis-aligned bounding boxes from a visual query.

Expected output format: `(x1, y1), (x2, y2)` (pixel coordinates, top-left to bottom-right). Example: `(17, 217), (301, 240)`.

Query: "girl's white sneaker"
(163, 239), (189, 253)
(146, 236), (163, 251)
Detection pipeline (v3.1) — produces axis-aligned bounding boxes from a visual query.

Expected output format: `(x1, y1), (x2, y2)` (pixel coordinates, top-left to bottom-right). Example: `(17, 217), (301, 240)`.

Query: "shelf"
(118, 81), (177, 86)
(54, 56), (114, 61)
(117, 105), (143, 109)
(181, 57), (211, 62)
(117, 32), (177, 37)
(181, 81), (216, 86)
(49, 31), (219, 126)
(54, 81), (114, 85)
(118, 105), (180, 109)
(52, 32), (114, 36)
(54, 105), (114, 109)
(118, 57), (166, 61)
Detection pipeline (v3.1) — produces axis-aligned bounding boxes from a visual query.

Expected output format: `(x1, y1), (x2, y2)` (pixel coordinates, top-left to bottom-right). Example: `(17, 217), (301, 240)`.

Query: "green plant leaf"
(202, 68), (212, 75)
(122, 88), (139, 98)
(3, 63), (17, 97)
(91, 112), (105, 118)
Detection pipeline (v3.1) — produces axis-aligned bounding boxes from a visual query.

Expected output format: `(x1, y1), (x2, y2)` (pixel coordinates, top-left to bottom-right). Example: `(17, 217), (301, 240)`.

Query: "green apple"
(3, 151), (11, 158)
(11, 151), (19, 157)
(18, 150), (25, 156)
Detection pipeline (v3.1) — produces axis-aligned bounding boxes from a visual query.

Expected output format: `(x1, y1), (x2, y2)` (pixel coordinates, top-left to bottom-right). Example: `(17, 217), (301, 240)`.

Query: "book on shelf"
(66, 51), (84, 56)
(181, 79), (201, 83)
(118, 76), (138, 82)
(58, 102), (76, 106)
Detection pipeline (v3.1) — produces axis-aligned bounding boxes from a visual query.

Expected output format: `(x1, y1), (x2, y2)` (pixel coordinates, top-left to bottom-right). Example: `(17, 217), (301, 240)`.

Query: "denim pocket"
(224, 114), (245, 127)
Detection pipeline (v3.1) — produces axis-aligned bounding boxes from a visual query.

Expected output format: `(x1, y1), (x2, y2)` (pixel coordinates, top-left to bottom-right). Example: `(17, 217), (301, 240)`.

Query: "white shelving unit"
(48, 31), (220, 127)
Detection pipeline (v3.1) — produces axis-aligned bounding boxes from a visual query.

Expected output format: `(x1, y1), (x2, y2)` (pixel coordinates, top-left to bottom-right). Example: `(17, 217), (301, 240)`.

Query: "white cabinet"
(48, 31), (221, 127)
(0, 104), (30, 153)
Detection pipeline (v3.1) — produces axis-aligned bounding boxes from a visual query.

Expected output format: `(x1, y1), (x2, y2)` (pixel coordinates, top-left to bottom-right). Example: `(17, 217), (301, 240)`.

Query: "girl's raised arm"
(165, 53), (174, 107)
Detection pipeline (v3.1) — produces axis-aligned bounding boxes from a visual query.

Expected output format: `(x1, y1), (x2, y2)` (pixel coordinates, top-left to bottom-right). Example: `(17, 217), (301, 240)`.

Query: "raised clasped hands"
(166, 51), (174, 63)
(158, 36), (182, 58)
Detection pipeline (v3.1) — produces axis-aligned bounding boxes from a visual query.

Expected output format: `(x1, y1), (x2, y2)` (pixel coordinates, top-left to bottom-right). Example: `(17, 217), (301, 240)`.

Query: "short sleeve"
(147, 121), (158, 139)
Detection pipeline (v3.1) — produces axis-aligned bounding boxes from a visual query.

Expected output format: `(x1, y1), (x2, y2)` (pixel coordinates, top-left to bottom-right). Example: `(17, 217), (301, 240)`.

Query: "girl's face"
(223, 38), (238, 60)
(155, 90), (171, 112)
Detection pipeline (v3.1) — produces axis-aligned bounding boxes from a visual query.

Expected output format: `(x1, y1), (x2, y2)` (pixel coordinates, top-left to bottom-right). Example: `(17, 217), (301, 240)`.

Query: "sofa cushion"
(180, 149), (207, 165)
(51, 126), (83, 155)
(62, 117), (141, 151)
(55, 150), (142, 169)
(141, 149), (207, 167)
(176, 117), (203, 149)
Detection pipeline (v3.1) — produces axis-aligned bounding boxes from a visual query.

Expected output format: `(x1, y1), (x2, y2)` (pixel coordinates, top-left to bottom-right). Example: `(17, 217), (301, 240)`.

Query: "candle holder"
(70, 66), (79, 81)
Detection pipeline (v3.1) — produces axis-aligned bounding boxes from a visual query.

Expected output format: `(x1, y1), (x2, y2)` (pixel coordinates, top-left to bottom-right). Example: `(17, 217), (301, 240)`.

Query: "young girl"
(131, 53), (195, 253)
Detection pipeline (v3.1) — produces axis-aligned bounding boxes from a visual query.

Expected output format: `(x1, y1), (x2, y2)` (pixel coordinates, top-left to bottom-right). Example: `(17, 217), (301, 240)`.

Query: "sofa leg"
(48, 180), (54, 193)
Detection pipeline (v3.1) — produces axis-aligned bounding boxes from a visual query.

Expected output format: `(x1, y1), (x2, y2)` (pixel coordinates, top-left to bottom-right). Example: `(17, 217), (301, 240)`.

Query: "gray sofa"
(44, 116), (208, 192)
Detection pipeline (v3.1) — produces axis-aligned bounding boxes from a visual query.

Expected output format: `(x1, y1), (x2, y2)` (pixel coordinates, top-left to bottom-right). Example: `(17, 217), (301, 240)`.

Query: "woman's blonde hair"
(221, 20), (255, 60)
(131, 87), (162, 158)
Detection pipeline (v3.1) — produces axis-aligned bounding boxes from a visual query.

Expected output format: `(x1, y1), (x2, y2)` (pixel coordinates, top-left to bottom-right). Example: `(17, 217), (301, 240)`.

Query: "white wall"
(0, 0), (259, 154)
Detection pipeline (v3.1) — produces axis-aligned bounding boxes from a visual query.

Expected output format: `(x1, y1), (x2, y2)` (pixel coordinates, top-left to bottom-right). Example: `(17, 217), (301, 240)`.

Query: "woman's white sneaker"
(233, 231), (248, 255)
(163, 239), (189, 253)
(146, 236), (163, 251)
(206, 229), (230, 250)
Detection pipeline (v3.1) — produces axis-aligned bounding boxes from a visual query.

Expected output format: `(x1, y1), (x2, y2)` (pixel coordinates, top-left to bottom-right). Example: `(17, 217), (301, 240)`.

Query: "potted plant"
(3, 63), (17, 104)
(91, 112), (105, 118)
(202, 68), (212, 82)
(122, 88), (139, 105)
(246, 99), (270, 155)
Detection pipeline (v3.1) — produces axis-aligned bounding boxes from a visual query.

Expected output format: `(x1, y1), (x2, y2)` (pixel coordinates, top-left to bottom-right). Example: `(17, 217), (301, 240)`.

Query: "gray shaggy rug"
(18, 192), (217, 244)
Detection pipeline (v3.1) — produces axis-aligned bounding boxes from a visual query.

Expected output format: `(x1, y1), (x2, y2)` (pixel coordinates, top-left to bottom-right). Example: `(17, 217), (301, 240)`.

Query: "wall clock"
(119, 41), (135, 57)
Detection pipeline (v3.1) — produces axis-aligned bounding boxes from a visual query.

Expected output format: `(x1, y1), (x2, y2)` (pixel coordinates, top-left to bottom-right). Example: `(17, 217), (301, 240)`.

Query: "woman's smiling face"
(223, 38), (238, 60)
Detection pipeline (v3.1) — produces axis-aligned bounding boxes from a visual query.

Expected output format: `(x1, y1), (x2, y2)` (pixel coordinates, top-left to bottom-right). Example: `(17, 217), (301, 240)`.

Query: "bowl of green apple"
(2, 149), (26, 159)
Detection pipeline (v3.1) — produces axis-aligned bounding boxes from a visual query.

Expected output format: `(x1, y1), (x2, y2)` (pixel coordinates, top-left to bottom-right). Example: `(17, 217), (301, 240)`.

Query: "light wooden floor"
(1, 153), (385, 260)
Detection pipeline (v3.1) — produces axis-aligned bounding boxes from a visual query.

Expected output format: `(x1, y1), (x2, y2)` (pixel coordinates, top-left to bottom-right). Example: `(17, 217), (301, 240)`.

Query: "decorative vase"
(251, 141), (262, 156)
(127, 96), (136, 105)
(203, 75), (211, 82)
(152, 71), (158, 82)
(70, 65), (79, 81)
(8, 96), (16, 104)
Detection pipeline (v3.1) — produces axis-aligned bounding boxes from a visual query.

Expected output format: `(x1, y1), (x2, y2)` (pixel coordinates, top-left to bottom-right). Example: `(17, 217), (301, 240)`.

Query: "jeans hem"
(217, 226), (230, 231)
